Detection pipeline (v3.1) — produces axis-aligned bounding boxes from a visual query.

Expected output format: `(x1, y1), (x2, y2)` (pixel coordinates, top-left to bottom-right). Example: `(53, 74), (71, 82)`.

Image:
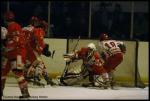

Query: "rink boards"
(8, 38), (149, 85)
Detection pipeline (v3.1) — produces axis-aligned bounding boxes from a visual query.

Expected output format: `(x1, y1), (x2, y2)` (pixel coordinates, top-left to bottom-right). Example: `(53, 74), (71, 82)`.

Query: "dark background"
(1, 1), (149, 41)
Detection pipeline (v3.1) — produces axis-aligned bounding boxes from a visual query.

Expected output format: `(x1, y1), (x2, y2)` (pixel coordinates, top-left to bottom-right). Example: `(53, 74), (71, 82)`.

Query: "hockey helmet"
(87, 43), (96, 51)
(29, 16), (40, 27)
(4, 11), (15, 21)
(99, 33), (109, 41)
(40, 20), (48, 31)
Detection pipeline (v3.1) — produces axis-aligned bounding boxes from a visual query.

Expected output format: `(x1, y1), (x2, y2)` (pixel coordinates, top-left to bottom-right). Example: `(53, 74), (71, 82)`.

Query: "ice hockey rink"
(2, 77), (149, 100)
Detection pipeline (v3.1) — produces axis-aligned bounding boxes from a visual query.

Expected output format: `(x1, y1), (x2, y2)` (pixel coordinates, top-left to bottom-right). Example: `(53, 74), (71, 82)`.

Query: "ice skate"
(103, 81), (111, 89)
(19, 87), (30, 99)
(82, 82), (95, 87)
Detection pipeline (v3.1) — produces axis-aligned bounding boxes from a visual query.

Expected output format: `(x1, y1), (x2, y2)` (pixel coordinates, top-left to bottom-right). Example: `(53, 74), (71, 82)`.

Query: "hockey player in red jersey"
(22, 17), (55, 86)
(1, 11), (30, 98)
(69, 43), (110, 88)
(98, 33), (126, 87)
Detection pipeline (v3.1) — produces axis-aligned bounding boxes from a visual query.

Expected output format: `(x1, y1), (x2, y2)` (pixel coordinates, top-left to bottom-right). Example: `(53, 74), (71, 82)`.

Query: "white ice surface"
(2, 77), (149, 100)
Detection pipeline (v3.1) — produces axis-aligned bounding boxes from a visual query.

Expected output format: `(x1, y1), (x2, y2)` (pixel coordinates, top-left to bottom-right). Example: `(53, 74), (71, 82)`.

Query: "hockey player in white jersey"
(98, 33), (126, 88)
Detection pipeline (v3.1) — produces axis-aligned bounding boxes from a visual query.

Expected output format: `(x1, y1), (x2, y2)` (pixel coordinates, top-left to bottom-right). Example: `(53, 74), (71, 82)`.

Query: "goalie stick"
(72, 36), (80, 52)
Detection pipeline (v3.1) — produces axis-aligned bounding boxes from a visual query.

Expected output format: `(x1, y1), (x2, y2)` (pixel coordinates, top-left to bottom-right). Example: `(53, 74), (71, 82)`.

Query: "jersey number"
(105, 42), (116, 48)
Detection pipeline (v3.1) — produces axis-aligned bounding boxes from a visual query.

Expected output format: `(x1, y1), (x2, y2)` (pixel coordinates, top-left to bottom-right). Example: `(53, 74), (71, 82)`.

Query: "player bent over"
(22, 17), (55, 86)
(98, 33), (126, 88)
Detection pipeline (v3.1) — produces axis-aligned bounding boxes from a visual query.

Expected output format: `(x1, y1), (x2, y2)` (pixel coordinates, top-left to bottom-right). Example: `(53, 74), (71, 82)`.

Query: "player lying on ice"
(61, 43), (111, 89)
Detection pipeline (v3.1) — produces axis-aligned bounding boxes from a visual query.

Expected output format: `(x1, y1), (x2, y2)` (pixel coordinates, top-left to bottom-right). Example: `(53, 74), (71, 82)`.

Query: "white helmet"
(87, 43), (96, 50)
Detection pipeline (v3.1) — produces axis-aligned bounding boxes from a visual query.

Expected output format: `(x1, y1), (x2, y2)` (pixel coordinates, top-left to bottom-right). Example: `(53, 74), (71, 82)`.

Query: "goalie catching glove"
(63, 53), (76, 62)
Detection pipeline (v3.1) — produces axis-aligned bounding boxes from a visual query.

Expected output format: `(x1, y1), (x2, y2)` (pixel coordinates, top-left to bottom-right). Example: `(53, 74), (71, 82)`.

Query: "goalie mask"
(87, 43), (96, 51)
(87, 43), (96, 59)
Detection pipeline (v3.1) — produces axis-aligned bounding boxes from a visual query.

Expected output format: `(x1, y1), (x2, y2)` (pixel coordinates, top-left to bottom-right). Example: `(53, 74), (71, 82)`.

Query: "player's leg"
(104, 53), (123, 72)
(41, 64), (56, 86)
(103, 53), (123, 88)
(11, 54), (30, 98)
(25, 48), (37, 80)
(1, 59), (11, 96)
(92, 65), (111, 89)
(12, 68), (30, 98)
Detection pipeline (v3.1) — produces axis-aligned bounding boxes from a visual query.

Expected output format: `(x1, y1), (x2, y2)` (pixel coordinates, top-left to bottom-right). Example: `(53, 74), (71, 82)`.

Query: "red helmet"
(29, 16), (40, 27)
(40, 20), (48, 31)
(30, 16), (39, 21)
(4, 11), (15, 21)
(99, 33), (109, 41)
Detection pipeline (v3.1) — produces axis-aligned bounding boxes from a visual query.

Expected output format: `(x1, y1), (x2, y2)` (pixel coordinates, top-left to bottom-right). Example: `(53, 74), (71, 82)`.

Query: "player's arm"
(63, 49), (81, 62)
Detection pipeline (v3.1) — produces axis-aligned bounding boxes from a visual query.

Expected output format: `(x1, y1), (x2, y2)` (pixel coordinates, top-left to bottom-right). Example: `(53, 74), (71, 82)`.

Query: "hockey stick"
(60, 61), (71, 85)
(51, 50), (55, 59)
(72, 36), (80, 52)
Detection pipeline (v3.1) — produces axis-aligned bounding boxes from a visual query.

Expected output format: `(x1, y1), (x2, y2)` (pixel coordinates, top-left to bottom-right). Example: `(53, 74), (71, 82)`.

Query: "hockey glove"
(42, 44), (51, 57)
